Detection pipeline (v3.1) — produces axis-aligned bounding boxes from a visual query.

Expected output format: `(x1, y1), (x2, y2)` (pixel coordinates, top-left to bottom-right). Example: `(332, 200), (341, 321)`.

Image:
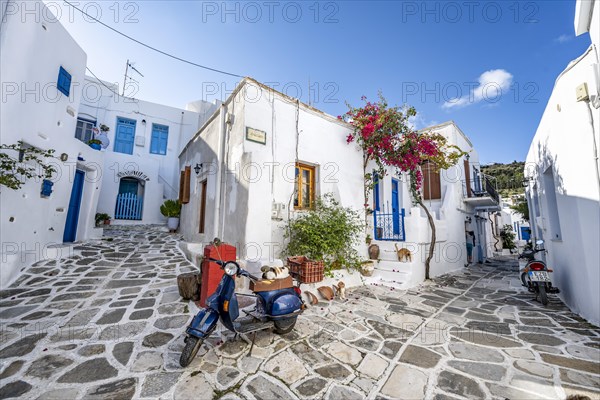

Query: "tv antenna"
(122, 59), (144, 96)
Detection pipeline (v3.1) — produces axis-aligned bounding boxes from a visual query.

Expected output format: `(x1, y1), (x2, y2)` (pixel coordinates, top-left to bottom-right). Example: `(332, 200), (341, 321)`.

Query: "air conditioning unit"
(135, 136), (145, 146)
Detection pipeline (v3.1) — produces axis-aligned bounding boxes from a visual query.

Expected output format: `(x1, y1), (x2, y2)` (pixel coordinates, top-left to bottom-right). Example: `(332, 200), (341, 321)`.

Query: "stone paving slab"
(1, 225), (599, 399)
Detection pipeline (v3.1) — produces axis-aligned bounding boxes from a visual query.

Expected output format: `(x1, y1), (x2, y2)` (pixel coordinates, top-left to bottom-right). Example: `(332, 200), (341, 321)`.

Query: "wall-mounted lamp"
(522, 177), (532, 187)
(194, 163), (203, 175)
(465, 216), (472, 224)
(141, 119), (147, 125)
(466, 153), (470, 160)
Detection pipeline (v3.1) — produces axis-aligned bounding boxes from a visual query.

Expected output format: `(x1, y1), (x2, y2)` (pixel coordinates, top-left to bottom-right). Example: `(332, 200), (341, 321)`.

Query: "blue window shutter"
(57, 66), (71, 96)
(374, 173), (380, 211)
(150, 130), (159, 154)
(150, 124), (168, 155)
(160, 130), (168, 154)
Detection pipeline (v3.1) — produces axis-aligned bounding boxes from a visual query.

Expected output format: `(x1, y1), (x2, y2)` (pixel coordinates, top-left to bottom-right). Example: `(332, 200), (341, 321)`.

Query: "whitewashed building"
(525, 0), (600, 325)
(77, 76), (217, 225)
(368, 121), (501, 287)
(0, 1), (103, 287)
(178, 78), (365, 271)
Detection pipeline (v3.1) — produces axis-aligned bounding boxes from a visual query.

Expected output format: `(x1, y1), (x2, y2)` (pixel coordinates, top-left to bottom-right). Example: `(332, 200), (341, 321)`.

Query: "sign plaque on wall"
(246, 127), (266, 145)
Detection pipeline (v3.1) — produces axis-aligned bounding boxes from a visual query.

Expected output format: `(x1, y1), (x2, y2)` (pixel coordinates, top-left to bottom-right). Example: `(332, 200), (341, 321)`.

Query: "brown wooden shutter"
(179, 166), (191, 204)
(199, 180), (207, 233)
(464, 159), (472, 197)
(423, 162), (441, 200)
(179, 171), (185, 202)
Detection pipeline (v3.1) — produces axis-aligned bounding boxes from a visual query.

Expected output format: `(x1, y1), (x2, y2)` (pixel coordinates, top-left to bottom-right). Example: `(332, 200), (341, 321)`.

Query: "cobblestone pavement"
(1, 226), (599, 399)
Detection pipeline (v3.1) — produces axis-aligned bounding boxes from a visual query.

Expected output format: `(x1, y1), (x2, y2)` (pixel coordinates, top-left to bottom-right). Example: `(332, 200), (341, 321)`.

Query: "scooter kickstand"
(247, 331), (257, 357)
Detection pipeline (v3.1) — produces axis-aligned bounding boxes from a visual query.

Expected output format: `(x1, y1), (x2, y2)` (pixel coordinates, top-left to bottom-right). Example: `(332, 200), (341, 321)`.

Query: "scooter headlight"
(224, 263), (238, 276)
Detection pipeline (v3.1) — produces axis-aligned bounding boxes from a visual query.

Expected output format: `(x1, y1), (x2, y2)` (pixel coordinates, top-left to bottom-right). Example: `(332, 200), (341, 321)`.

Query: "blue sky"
(49, 1), (592, 164)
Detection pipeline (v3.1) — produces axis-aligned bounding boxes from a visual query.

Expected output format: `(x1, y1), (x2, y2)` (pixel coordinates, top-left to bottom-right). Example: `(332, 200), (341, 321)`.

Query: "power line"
(63, 0), (244, 79)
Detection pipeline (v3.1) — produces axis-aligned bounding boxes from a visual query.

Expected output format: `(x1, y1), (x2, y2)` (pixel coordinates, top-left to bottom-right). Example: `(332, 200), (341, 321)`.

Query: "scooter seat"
(250, 276), (293, 292)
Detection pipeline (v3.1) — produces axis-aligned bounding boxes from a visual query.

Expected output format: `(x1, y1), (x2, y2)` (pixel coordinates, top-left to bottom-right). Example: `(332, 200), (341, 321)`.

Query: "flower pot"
(103, 220), (110, 225)
(360, 261), (375, 277)
(89, 143), (101, 150)
(167, 217), (180, 231)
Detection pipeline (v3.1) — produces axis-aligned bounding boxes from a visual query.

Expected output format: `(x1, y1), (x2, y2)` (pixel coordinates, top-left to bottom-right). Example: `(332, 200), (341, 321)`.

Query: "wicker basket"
(287, 256), (324, 284)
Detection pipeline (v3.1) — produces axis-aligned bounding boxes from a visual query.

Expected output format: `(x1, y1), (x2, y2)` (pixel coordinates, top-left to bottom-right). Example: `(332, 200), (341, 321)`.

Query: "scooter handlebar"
(207, 258), (260, 281)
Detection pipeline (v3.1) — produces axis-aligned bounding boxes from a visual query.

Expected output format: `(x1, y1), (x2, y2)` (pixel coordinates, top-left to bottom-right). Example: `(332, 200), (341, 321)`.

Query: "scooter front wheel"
(180, 336), (204, 367)
(274, 316), (297, 334)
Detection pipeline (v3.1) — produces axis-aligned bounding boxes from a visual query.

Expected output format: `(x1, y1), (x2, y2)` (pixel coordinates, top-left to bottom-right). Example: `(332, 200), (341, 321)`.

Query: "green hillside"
(481, 161), (525, 197)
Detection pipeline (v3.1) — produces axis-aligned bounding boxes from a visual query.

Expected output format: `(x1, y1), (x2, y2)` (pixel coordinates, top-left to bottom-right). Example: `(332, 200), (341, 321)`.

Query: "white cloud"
(409, 112), (438, 130)
(555, 34), (572, 43)
(442, 69), (513, 110)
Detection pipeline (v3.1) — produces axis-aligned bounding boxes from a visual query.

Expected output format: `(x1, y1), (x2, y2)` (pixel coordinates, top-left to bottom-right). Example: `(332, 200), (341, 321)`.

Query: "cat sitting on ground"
(394, 243), (412, 262)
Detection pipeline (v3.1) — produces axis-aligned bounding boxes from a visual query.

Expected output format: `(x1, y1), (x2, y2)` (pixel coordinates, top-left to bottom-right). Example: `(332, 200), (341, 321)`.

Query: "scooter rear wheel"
(274, 317), (297, 334)
(180, 336), (203, 367)
(538, 285), (548, 306)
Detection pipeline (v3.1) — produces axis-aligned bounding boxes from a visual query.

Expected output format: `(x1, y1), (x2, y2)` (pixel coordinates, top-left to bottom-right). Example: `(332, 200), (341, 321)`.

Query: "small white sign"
(246, 127), (266, 145)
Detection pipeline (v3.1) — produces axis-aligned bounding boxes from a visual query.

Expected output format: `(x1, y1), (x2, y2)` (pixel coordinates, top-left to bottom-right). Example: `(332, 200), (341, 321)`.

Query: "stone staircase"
(364, 240), (418, 289)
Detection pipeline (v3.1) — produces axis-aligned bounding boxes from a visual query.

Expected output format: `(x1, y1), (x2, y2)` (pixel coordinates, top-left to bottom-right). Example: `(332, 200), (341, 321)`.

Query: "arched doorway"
(115, 177), (145, 220)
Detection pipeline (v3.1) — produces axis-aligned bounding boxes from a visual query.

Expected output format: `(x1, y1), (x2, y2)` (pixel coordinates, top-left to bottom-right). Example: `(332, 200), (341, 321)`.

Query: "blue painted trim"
(373, 172), (380, 211)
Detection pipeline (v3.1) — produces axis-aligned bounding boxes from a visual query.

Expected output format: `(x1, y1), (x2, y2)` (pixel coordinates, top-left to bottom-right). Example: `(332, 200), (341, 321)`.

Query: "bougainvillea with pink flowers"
(342, 94), (466, 279)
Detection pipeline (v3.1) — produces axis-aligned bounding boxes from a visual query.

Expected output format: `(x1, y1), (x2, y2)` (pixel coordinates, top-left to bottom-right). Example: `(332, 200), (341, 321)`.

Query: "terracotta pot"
(368, 244), (380, 260)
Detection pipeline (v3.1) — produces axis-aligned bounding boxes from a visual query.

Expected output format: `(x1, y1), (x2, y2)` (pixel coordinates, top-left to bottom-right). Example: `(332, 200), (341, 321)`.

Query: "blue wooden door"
(114, 117), (136, 154)
(63, 170), (85, 242)
(118, 178), (138, 195)
(521, 226), (531, 241)
(392, 179), (400, 235)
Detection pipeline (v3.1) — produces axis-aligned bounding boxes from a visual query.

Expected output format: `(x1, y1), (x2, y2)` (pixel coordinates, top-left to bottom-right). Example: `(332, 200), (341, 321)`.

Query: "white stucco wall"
(525, 40), (600, 325)
(0, 1), (103, 288)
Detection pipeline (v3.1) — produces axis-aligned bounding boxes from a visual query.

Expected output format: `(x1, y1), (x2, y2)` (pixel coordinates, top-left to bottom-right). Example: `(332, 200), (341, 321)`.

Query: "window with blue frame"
(150, 124), (169, 155)
(57, 66), (72, 96)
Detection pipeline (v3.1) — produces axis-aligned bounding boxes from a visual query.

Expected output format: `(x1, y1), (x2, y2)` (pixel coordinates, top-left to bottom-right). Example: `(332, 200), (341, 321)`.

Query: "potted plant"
(88, 139), (102, 150)
(95, 213), (111, 226)
(365, 234), (372, 245)
(99, 124), (110, 133)
(160, 199), (181, 231)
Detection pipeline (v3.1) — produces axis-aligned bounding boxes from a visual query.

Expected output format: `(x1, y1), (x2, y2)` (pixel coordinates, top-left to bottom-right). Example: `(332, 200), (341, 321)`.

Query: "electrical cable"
(64, 0), (244, 78)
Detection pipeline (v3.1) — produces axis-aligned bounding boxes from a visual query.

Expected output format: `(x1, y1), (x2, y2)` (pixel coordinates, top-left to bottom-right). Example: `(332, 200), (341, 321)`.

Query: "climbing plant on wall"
(0, 141), (57, 190)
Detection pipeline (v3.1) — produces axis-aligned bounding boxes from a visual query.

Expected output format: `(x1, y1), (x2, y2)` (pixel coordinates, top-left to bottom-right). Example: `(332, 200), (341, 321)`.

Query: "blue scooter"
(180, 258), (304, 367)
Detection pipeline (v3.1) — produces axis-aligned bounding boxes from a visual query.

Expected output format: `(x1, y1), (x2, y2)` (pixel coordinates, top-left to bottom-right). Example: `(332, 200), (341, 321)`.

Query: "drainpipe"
(213, 104), (227, 240)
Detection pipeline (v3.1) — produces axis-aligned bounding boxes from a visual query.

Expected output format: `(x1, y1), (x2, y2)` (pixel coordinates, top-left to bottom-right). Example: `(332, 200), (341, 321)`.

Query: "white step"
(376, 260), (414, 274)
(364, 276), (410, 290)
(373, 269), (411, 283)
